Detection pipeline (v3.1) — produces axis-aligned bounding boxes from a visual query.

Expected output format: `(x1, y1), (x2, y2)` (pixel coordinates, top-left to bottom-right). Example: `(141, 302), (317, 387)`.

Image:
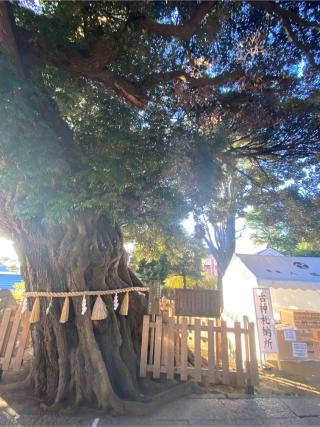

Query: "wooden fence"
(140, 314), (259, 386)
(0, 304), (31, 372)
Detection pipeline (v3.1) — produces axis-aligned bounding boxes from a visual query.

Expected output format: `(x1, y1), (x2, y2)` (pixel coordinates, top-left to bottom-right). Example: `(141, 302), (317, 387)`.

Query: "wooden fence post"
(12, 312), (31, 371)
(0, 308), (12, 353)
(215, 317), (222, 368)
(153, 315), (163, 379)
(248, 321), (259, 386)
(194, 318), (201, 382)
(234, 321), (244, 386)
(148, 314), (156, 365)
(207, 319), (215, 383)
(3, 304), (22, 371)
(167, 317), (175, 380)
(180, 317), (188, 381)
(221, 320), (230, 385)
(139, 315), (150, 377)
(161, 312), (169, 371)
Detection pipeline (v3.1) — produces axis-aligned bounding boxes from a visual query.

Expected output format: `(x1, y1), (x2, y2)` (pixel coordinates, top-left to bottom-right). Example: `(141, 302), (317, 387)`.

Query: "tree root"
(0, 372), (31, 391)
(36, 381), (196, 416)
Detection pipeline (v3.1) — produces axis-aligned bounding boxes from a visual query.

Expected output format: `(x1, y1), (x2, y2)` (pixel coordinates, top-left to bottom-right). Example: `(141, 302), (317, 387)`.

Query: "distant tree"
(12, 281), (25, 304)
(164, 272), (216, 297)
(248, 211), (320, 257)
(129, 224), (190, 266)
(169, 237), (207, 288)
(192, 167), (252, 310)
(135, 256), (170, 284)
(194, 169), (237, 306)
(247, 171), (320, 256)
(132, 226), (206, 288)
(164, 275), (197, 291)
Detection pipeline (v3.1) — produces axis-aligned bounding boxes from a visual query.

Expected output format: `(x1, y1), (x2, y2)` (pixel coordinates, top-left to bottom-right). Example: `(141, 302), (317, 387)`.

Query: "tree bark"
(182, 273), (187, 289)
(215, 215), (236, 309)
(12, 212), (147, 412)
(204, 214), (236, 310)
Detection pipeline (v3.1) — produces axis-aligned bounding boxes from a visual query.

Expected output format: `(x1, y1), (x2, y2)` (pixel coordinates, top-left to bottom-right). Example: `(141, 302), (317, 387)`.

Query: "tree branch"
(200, 213), (218, 257)
(251, 1), (320, 32)
(154, 68), (244, 89)
(127, 2), (215, 40)
(280, 15), (318, 68)
(5, 0), (318, 109)
(251, 1), (320, 68)
(16, 28), (148, 108)
(2, 1), (216, 108)
(234, 166), (270, 191)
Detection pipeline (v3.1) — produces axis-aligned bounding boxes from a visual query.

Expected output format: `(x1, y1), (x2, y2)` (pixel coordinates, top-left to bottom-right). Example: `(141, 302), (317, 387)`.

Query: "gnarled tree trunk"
(12, 212), (147, 412)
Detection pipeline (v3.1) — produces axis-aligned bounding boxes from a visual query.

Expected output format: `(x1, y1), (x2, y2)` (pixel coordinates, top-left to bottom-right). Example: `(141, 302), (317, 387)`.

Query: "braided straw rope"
(24, 287), (149, 298)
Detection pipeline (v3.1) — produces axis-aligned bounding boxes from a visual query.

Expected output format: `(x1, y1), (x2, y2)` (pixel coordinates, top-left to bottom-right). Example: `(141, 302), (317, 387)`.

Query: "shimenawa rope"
(24, 286), (149, 298)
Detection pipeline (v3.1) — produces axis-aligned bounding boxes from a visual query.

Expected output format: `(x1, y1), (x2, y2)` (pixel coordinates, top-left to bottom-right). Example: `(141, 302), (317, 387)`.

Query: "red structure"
(201, 254), (217, 277)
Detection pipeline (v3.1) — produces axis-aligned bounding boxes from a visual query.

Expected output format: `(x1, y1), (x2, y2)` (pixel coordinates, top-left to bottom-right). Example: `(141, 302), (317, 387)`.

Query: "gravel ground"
(0, 366), (320, 426)
(1, 392), (320, 426)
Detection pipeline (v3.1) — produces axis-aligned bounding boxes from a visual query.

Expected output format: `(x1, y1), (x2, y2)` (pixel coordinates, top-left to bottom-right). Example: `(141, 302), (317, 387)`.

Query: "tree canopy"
(0, 1), (319, 231)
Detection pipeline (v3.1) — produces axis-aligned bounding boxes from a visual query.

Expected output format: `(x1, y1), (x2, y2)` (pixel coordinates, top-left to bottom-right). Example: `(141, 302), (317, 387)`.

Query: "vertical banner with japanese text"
(253, 288), (279, 354)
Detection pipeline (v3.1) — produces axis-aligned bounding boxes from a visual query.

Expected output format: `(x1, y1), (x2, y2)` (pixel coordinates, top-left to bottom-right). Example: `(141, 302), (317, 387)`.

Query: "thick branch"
(0, 2), (24, 76)
(16, 29), (147, 108)
(11, 2), (215, 106)
(151, 69), (291, 94)
(5, 0), (317, 109)
(155, 68), (244, 89)
(2, 1), (214, 108)
(0, 0), (147, 108)
(128, 2), (214, 40)
(281, 17), (318, 69)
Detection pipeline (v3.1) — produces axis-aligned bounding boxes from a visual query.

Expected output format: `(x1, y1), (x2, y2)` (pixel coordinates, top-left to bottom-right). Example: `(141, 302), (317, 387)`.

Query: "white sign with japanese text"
(284, 329), (297, 341)
(292, 342), (308, 358)
(253, 288), (279, 354)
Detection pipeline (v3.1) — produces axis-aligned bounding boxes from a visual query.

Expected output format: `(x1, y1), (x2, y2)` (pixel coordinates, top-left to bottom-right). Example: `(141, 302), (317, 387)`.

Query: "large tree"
(0, 0), (319, 412)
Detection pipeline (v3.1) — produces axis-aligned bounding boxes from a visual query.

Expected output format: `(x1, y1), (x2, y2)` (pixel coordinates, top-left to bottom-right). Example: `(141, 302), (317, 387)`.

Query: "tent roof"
(255, 246), (284, 256)
(237, 254), (320, 290)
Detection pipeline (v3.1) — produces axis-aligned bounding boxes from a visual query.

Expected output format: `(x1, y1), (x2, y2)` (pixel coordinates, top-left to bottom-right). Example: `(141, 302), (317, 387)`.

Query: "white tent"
(255, 246), (284, 256)
(223, 254), (320, 323)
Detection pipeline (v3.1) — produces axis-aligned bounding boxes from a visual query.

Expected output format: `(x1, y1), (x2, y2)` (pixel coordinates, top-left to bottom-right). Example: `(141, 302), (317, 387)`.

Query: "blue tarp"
(0, 272), (23, 290)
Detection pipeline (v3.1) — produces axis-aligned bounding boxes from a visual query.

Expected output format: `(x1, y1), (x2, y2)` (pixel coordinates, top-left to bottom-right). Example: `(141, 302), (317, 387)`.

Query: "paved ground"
(1, 393), (320, 426)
